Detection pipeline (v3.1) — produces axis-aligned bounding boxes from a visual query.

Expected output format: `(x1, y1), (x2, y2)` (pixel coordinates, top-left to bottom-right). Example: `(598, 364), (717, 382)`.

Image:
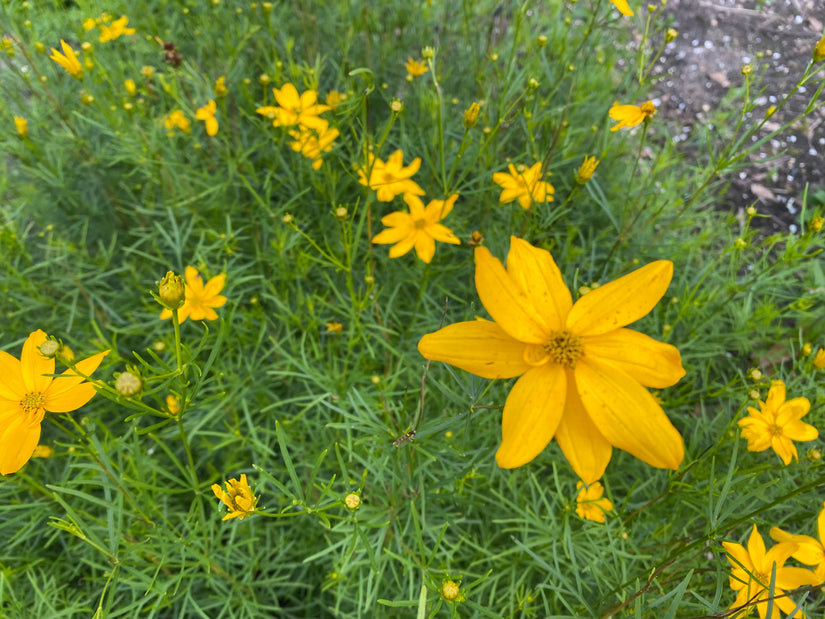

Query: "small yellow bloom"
(288, 122), (339, 170)
(575, 156), (599, 184)
(463, 102), (480, 129)
(372, 194), (461, 263)
(810, 216), (823, 232)
(124, 78), (137, 96)
(164, 109), (191, 134)
(211, 474), (257, 521)
(441, 580), (461, 602)
(325, 90), (344, 108)
(141, 65), (155, 79)
(344, 493), (361, 510)
(326, 321), (343, 334)
(575, 481), (613, 523)
(405, 57), (428, 77)
(771, 501), (825, 584)
(0, 330), (109, 475)
(492, 162), (554, 209)
(166, 394), (181, 415)
(49, 40), (82, 78)
(723, 525), (819, 618)
(357, 150), (425, 202)
(665, 28), (678, 43)
(802, 342), (812, 356)
(814, 349), (825, 370)
(14, 116), (28, 138)
(195, 100), (218, 137)
(256, 83), (330, 130)
(738, 380), (818, 465)
(98, 16), (136, 42)
(609, 101), (656, 131)
(160, 266), (227, 323)
(215, 75), (227, 97)
(609, 0), (634, 15)
(814, 35), (825, 63)
(31, 445), (54, 459)
(83, 17), (98, 31)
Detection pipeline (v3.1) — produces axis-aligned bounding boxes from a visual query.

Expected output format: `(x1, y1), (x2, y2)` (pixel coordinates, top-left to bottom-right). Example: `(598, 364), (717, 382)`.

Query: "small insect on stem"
(392, 430), (416, 447)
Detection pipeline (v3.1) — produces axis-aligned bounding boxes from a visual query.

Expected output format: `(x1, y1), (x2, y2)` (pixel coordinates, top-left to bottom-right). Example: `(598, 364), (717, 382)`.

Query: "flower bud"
(441, 581), (460, 601)
(344, 493), (361, 510)
(158, 271), (185, 309)
(810, 216), (823, 232)
(814, 35), (825, 63)
(665, 28), (677, 43)
(463, 102), (480, 129)
(115, 369), (143, 397)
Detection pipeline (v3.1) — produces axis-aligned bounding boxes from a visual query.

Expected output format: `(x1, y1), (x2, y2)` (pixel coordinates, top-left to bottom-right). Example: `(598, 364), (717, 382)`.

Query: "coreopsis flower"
(723, 525), (818, 619)
(810, 217), (823, 233)
(738, 380), (818, 465)
(164, 109), (191, 135)
(575, 156), (599, 184)
(49, 40), (82, 78)
(325, 321), (343, 334)
(418, 237), (685, 483)
(98, 16), (136, 42)
(256, 83), (330, 130)
(609, 101), (656, 131)
(288, 122), (339, 170)
(609, 0), (634, 15)
(215, 75), (227, 97)
(814, 349), (825, 369)
(492, 162), (554, 209)
(814, 35), (825, 63)
(771, 502), (825, 583)
(463, 102), (480, 129)
(14, 116), (28, 138)
(31, 445), (54, 459)
(372, 193), (461, 263)
(166, 394), (181, 415)
(0, 330), (109, 475)
(326, 90), (345, 108)
(575, 481), (613, 523)
(405, 57), (428, 77)
(124, 78), (137, 96)
(195, 100), (218, 136)
(211, 474), (257, 521)
(344, 492), (361, 510)
(357, 150), (426, 202)
(159, 266), (227, 323)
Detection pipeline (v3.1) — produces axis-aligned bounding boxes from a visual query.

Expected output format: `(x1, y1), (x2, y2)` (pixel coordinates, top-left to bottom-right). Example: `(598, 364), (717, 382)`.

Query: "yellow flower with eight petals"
(609, 101), (656, 131)
(723, 524), (818, 619)
(211, 474), (257, 521)
(575, 481), (613, 523)
(159, 266), (227, 324)
(357, 150), (426, 202)
(771, 501), (825, 584)
(0, 330), (108, 475)
(195, 100), (218, 137)
(492, 162), (554, 210)
(418, 237), (685, 483)
(256, 83), (330, 131)
(49, 40), (82, 78)
(737, 380), (818, 465)
(372, 194), (461, 263)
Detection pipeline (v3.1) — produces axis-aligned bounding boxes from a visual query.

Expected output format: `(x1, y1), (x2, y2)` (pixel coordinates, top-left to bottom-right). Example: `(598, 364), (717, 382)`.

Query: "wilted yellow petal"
(583, 328), (685, 388)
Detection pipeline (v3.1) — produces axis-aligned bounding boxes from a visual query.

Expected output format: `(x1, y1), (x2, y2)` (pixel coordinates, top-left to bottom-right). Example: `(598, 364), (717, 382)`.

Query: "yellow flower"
(211, 474), (257, 521)
(166, 394), (181, 415)
(159, 266), (227, 323)
(814, 349), (825, 369)
(256, 83), (330, 130)
(771, 502), (825, 584)
(83, 17), (98, 31)
(326, 321), (343, 334)
(325, 90), (344, 108)
(124, 78), (137, 96)
(463, 102), (480, 129)
(14, 116), (28, 138)
(164, 109), (191, 134)
(215, 75), (227, 97)
(372, 194), (461, 263)
(49, 40), (82, 78)
(418, 237), (685, 482)
(31, 444), (54, 459)
(609, 101), (656, 131)
(738, 380), (818, 465)
(0, 330), (109, 475)
(288, 121), (339, 170)
(492, 162), (554, 209)
(195, 100), (218, 136)
(723, 525), (818, 619)
(575, 480), (613, 523)
(98, 16), (136, 42)
(344, 492), (361, 509)
(575, 156), (599, 184)
(814, 35), (825, 63)
(405, 57), (428, 77)
(609, 0), (634, 15)
(357, 150), (426, 202)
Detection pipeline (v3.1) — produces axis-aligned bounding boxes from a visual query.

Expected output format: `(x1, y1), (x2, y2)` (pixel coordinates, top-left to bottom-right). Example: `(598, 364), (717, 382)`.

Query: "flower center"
(414, 218), (427, 230)
(382, 171), (397, 184)
(751, 571), (770, 588)
(641, 101), (656, 118)
(20, 392), (46, 414)
(523, 330), (584, 368)
(767, 423), (784, 437)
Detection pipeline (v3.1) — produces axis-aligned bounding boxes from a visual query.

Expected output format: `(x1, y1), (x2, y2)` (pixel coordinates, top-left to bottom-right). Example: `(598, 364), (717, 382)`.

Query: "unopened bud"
(115, 369), (143, 397)
(158, 271), (185, 309)
(463, 102), (480, 129)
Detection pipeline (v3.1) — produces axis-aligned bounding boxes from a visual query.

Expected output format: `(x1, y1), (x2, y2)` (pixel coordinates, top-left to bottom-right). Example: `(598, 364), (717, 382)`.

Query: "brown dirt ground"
(651, 0), (824, 232)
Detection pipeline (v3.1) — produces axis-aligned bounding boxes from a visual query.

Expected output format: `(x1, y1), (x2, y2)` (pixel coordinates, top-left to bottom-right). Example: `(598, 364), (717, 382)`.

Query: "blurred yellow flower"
(211, 474), (257, 521)
(609, 101), (656, 131)
(575, 156), (599, 184)
(738, 380), (818, 465)
(814, 34), (825, 63)
(492, 162), (554, 209)
(575, 481), (613, 523)
(288, 121), (339, 170)
(609, 0), (634, 15)
(14, 116), (28, 138)
(195, 100), (218, 136)
(814, 349), (825, 369)
(771, 501), (825, 584)
(325, 321), (343, 334)
(124, 78), (136, 96)
(215, 75), (227, 97)
(372, 194), (461, 263)
(164, 109), (191, 134)
(723, 525), (818, 619)
(160, 266), (227, 323)
(0, 330), (108, 475)
(98, 16), (136, 42)
(325, 90), (345, 108)
(31, 445), (54, 459)
(357, 150), (425, 202)
(405, 57), (428, 77)
(418, 237), (685, 482)
(49, 40), (82, 78)
(256, 83), (330, 130)
(166, 394), (181, 415)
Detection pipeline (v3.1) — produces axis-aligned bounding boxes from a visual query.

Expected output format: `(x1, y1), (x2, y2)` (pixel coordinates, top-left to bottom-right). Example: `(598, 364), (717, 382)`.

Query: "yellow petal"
(43, 350), (109, 406)
(0, 414), (41, 475)
(583, 328), (685, 388)
(747, 524), (767, 566)
(567, 260), (673, 336)
(21, 330), (54, 394)
(418, 320), (531, 379)
(495, 364), (566, 468)
(474, 246), (548, 344)
(609, 0), (634, 16)
(414, 234), (436, 264)
(555, 382), (612, 484)
(769, 529), (824, 566)
(0, 351), (24, 400)
(505, 236), (572, 331)
(575, 356), (683, 470)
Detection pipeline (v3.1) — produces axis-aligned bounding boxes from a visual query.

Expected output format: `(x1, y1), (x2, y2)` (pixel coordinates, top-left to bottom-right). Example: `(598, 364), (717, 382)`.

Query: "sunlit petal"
(21, 330), (54, 394)
(555, 381), (612, 484)
(0, 351), (24, 400)
(0, 415), (41, 475)
(583, 328), (685, 388)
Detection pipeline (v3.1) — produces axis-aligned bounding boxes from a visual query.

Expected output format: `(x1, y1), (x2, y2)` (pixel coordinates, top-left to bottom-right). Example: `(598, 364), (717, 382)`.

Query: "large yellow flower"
(0, 330), (108, 475)
(371, 193), (461, 263)
(771, 502), (825, 584)
(492, 162), (554, 210)
(357, 150), (426, 202)
(159, 266), (227, 323)
(256, 83), (330, 131)
(738, 380), (818, 465)
(723, 525), (819, 619)
(417, 237), (685, 483)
